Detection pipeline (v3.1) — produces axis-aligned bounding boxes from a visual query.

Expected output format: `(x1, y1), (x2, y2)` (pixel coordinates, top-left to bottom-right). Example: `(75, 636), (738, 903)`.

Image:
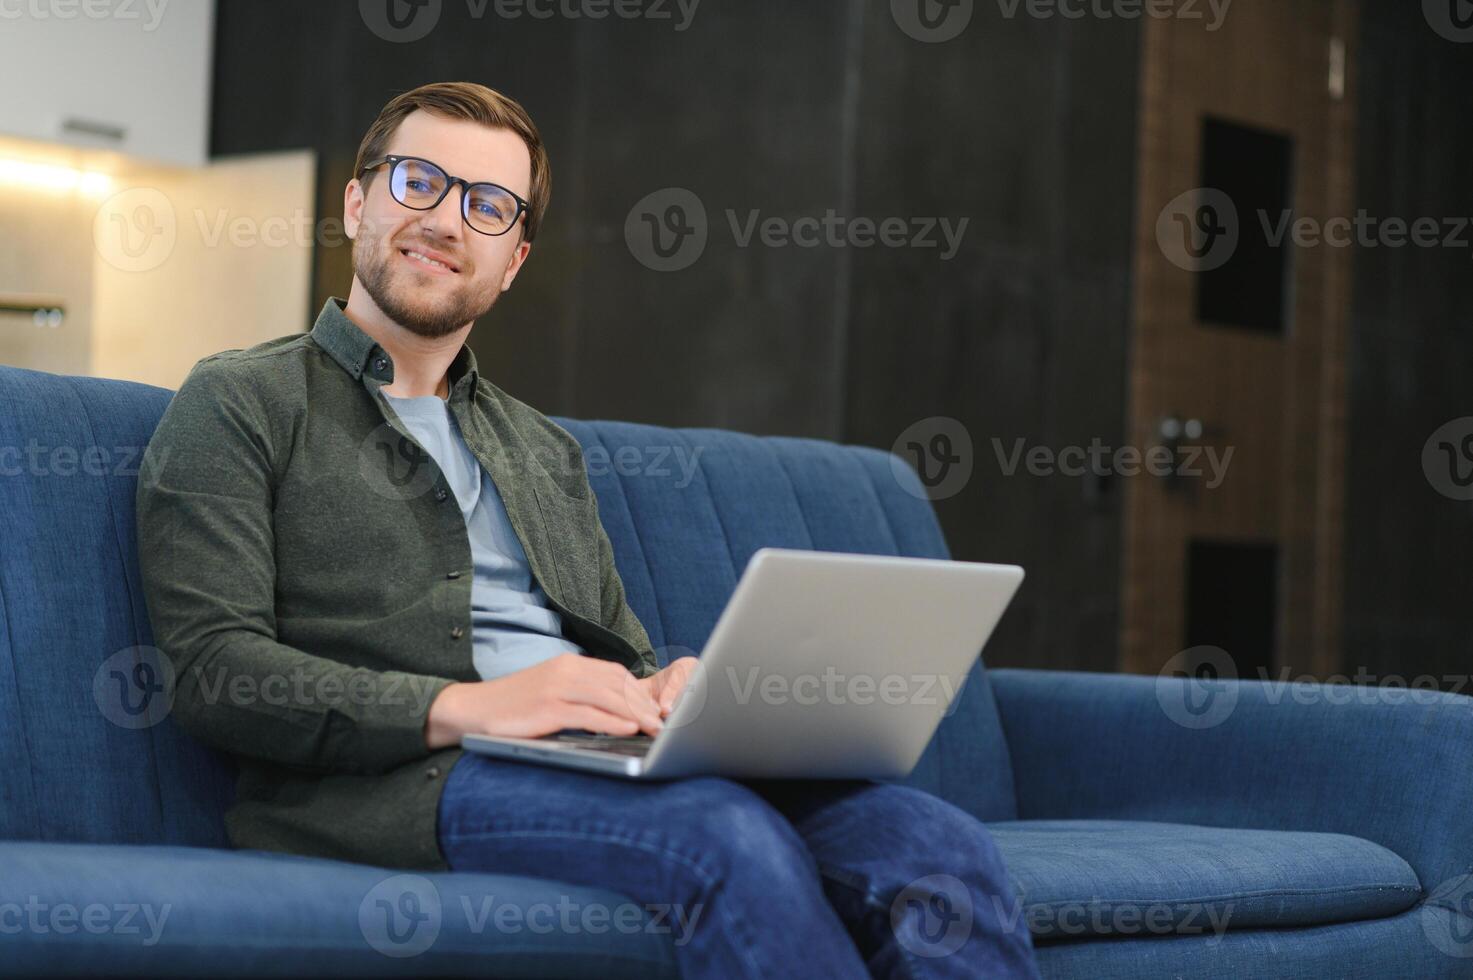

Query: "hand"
(637, 655), (700, 718)
(424, 652), (664, 749)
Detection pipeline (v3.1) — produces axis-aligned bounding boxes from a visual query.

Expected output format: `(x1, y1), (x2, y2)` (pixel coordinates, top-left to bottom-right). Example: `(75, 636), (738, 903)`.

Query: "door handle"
(1156, 415), (1221, 490)
(1159, 415), (1207, 443)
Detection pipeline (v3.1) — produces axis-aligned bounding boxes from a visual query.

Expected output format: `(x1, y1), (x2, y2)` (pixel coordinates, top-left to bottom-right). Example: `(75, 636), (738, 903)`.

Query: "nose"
(419, 181), (465, 241)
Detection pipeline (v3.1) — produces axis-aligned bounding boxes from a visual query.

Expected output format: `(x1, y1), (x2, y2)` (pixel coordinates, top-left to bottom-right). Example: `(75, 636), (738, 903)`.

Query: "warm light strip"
(0, 158), (112, 196)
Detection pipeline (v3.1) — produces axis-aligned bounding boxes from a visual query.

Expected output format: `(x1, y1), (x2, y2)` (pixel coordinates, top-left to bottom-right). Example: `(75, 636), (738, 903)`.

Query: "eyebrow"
(394, 154), (526, 192)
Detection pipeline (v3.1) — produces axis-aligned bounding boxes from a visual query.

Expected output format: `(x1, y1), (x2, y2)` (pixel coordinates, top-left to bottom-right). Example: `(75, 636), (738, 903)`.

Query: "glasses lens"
(390, 158), (448, 209)
(463, 183), (520, 235)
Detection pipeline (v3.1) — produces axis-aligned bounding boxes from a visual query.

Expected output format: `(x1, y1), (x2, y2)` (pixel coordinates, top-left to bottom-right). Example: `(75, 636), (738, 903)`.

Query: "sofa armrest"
(989, 667), (1473, 898)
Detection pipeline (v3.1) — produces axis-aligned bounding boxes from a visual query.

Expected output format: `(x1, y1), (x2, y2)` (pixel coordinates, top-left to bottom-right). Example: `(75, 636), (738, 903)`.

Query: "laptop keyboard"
(543, 731), (656, 757)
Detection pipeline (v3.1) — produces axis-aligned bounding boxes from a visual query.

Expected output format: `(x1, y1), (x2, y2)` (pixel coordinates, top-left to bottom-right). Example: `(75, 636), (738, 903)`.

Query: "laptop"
(461, 547), (1023, 780)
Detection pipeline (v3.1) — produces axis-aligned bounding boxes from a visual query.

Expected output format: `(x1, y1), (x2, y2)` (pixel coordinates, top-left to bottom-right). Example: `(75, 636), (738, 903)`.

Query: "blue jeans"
(437, 753), (1040, 978)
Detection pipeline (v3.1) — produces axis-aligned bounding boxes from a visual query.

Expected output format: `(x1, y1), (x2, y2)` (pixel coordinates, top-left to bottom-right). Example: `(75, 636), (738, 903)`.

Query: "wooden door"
(1121, 1), (1359, 680)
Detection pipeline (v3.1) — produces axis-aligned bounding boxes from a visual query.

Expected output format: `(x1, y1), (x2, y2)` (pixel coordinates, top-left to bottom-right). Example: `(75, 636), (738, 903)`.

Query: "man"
(137, 81), (1038, 978)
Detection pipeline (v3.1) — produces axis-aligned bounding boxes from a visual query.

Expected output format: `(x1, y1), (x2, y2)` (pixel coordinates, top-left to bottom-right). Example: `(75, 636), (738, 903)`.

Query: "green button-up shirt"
(136, 297), (659, 870)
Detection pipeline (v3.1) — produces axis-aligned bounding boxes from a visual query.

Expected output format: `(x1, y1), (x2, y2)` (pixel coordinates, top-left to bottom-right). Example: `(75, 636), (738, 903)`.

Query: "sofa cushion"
(989, 820), (1422, 940)
(0, 840), (678, 977)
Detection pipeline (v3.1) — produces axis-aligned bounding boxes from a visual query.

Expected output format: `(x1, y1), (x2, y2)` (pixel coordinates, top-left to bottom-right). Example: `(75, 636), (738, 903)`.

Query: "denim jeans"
(436, 752), (1040, 978)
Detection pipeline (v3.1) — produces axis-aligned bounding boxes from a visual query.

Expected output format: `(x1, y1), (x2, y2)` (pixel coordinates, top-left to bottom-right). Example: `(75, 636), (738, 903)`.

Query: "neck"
(343, 279), (468, 399)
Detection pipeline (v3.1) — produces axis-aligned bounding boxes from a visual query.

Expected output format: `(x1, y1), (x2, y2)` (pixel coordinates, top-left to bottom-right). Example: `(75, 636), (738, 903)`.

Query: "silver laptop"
(462, 547), (1023, 780)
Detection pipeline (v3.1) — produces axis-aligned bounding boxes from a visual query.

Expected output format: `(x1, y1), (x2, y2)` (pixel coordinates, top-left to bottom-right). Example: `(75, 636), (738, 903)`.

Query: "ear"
(344, 177), (365, 240)
(500, 239), (534, 292)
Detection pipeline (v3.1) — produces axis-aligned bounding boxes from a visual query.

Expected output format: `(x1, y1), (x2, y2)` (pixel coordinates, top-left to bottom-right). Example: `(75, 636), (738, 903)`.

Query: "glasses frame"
(360, 154), (530, 237)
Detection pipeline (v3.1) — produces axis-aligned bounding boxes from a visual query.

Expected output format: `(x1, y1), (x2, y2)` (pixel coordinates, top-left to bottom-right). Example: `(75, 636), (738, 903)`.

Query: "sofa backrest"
(0, 366), (236, 848)
(0, 365), (1019, 849)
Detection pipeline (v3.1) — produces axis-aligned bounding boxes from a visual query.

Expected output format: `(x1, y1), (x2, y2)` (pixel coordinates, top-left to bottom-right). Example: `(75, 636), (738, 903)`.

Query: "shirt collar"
(309, 296), (480, 397)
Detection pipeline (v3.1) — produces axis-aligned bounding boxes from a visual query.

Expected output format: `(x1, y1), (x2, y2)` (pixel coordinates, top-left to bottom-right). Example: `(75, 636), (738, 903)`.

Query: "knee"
(680, 778), (817, 885)
(866, 785), (1014, 885)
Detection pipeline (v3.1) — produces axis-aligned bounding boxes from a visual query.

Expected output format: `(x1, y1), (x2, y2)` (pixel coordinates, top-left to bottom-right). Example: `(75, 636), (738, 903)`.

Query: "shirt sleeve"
(136, 356), (454, 775)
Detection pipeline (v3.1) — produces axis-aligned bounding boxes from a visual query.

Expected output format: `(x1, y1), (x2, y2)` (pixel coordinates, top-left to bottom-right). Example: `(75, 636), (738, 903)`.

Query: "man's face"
(344, 110), (534, 338)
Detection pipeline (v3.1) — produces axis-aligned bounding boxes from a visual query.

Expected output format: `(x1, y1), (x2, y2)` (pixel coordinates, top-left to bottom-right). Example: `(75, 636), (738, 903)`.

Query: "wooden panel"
(91, 151), (315, 389)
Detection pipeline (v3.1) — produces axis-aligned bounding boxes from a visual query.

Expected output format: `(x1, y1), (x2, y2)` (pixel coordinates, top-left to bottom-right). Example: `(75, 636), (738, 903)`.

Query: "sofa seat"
(989, 819), (1422, 940)
(0, 841), (679, 978)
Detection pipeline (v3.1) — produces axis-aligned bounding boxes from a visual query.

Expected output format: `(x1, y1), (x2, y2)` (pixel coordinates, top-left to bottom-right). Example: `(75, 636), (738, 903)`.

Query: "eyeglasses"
(360, 154), (529, 237)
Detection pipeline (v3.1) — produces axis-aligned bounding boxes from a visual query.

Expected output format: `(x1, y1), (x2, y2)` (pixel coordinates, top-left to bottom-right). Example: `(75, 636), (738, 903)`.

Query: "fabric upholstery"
(989, 819), (1421, 937)
(0, 840), (676, 977)
(990, 668), (1473, 899)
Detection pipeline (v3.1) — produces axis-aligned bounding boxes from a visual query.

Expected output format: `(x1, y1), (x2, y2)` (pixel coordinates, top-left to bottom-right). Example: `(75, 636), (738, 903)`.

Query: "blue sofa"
(2, 363), (1471, 978)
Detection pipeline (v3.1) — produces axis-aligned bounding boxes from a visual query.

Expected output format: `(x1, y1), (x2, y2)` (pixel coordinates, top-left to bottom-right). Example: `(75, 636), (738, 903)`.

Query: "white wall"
(0, 141), (315, 389)
(0, 0), (214, 166)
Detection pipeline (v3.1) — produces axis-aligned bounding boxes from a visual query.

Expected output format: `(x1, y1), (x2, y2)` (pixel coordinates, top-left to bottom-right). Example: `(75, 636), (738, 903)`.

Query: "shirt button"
(426, 765), (442, 779)
(449, 626), (464, 639)
(434, 487), (449, 502)
(446, 570), (461, 579)
(372, 356), (387, 372)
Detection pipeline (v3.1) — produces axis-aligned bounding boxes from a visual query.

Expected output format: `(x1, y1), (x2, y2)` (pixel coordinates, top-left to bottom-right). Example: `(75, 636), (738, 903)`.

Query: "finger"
(618, 671), (665, 721)
(659, 667), (693, 712)
(581, 660), (663, 720)
(566, 675), (664, 735)
(567, 704), (641, 736)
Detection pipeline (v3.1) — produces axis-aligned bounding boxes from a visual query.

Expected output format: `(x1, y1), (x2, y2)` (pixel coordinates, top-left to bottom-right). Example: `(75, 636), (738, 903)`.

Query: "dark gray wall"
(842, 15), (1140, 670)
(211, 0), (1143, 672)
(1345, 1), (1473, 686)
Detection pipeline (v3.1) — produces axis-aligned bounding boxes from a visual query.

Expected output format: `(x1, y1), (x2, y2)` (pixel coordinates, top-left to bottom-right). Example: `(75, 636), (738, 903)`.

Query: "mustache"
(390, 237), (467, 266)
(355, 218), (471, 271)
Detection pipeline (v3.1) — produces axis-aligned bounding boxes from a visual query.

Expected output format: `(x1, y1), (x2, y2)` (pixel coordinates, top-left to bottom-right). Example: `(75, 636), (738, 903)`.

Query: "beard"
(353, 223), (502, 339)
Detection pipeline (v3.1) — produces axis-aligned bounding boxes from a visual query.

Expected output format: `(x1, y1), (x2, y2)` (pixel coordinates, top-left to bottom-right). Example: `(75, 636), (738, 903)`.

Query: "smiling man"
(136, 82), (1038, 978)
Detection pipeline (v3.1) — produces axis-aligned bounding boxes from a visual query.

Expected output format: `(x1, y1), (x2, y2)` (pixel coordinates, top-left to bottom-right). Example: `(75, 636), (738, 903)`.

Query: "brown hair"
(354, 81), (551, 242)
